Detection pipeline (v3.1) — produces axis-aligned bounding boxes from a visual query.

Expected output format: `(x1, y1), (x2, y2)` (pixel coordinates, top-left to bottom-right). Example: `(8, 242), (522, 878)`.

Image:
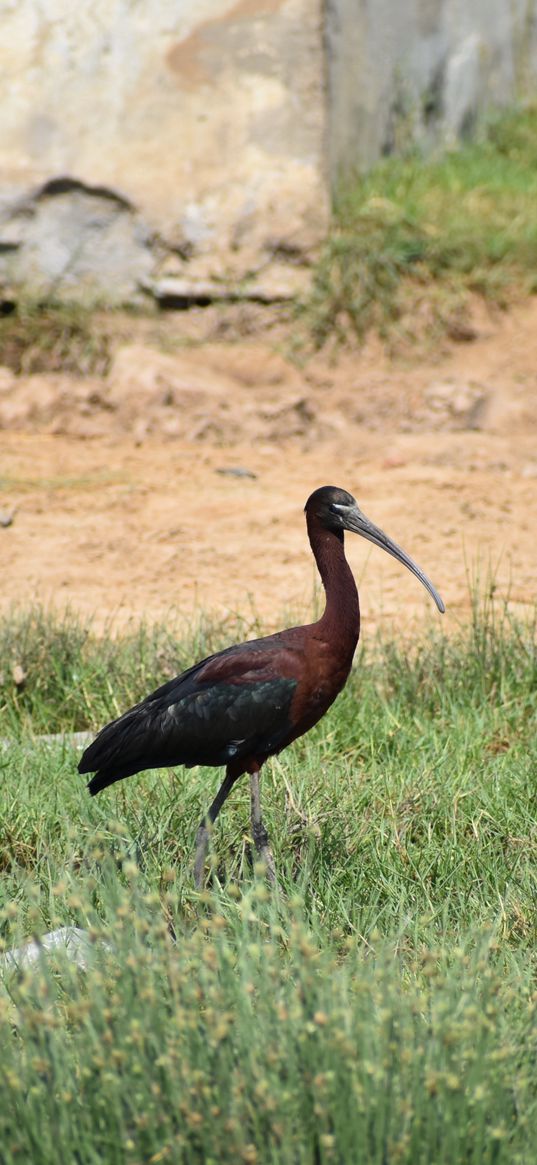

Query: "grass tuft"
(0, 606), (262, 736)
(305, 104), (537, 346)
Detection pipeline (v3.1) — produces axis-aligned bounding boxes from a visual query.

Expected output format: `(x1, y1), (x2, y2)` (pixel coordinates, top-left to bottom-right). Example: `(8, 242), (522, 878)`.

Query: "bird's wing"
(156, 648), (299, 766)
(79, 638), (300, 786)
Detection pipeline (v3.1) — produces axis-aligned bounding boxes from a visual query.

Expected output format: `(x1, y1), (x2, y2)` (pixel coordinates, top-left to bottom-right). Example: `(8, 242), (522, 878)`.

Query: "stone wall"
(0, 0), (535, 304)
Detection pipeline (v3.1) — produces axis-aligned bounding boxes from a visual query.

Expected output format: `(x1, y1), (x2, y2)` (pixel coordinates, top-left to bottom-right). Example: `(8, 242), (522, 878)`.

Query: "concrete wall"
(326, 0), (537, 177)
(0, 0), (536, 303)
(0, 0), (327, 303)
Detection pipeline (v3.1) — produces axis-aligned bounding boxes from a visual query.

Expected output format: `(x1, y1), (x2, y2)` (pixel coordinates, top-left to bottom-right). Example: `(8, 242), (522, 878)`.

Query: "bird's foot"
(249, 767), (278, 887)
(194, 823), (210, 890)
(252, 820), (278, 886)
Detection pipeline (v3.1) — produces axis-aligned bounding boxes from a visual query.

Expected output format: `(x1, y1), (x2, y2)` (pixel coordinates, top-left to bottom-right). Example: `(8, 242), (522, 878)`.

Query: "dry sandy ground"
(1, 300), (536, 638)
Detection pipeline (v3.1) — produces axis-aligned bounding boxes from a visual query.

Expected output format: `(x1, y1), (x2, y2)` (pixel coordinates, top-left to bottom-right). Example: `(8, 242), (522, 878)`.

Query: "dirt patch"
(1, 300), (536, 635)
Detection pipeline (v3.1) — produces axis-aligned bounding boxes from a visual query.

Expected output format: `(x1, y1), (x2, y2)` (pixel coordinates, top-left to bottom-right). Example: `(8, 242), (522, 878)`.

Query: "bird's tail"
(78, 710), (149, 796)
(85, 766), (139, 797)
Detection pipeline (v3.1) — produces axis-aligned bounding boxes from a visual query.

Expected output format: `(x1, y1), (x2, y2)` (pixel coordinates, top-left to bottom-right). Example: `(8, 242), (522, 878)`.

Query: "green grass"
(306, 104), (537, 345)
(0, 600), (536, 1162)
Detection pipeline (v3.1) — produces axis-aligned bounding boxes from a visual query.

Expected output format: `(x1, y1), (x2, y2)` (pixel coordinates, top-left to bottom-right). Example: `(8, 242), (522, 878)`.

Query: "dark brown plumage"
(79, 486), (444, 885)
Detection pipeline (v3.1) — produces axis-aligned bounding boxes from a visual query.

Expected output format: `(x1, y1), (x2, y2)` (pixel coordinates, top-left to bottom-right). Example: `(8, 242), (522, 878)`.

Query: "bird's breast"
(288, 639), (353, 739)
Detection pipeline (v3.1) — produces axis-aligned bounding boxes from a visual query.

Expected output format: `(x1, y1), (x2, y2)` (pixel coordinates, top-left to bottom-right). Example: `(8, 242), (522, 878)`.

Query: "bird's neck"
(307, 516), (360, 654)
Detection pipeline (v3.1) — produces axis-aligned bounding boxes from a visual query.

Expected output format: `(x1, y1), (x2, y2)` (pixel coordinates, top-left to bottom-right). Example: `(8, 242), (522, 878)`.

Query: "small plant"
(0, 300), (111, 376)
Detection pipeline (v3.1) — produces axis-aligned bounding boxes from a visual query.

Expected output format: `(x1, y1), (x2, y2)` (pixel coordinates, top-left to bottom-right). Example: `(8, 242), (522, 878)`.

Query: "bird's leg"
(249, 763), (277, 885)
(194, 766), (238, 889)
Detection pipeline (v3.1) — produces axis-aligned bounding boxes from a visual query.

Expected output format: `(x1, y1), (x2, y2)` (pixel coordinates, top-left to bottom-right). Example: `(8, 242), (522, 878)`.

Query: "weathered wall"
(326, 0), (537, 177)
(0, 0), (327, 303)
(0, 0), (536, 303)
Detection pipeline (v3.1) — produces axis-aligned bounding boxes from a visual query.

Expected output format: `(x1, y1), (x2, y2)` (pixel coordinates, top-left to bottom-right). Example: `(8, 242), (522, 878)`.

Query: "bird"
(79, 486), (445, 887)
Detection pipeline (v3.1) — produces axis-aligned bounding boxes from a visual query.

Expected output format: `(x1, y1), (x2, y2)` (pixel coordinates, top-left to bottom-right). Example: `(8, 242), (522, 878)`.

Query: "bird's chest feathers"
(292, 637), (353, 727)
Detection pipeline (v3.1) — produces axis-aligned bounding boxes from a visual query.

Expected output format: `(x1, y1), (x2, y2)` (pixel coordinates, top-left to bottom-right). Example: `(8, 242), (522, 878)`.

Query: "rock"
(0, 927), (105, 975)
(382, 455), (406, 470)
(216, 467), (257, 480)
(424, 380), (490, 430)
(0, 366), (16, 394)
(0, 374), (63, 428)
(107, 345), (231, 406)
(261, 395), (316, 440)
(106, 344), (243, 439)
(147, 264), (311, 305)
(0, 507), (16, 527)
(11, 663), (26, 687)
(0, 731), (93, 754)
(1, 181), (155, 306)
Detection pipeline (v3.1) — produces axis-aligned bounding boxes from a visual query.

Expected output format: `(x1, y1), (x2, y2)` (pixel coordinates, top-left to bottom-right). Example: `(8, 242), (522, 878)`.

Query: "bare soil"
(1, 300), (536, 636)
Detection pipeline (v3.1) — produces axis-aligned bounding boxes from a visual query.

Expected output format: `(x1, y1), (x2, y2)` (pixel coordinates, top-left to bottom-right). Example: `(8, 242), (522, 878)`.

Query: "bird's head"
(305, 485), (445, 614)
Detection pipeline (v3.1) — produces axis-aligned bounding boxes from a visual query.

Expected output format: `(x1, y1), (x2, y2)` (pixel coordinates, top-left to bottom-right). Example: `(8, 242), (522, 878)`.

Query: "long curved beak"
(341, 504), (445, 614)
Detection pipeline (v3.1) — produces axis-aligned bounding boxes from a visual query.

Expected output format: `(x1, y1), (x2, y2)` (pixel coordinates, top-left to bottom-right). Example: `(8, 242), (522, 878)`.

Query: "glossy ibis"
(79, 486), (444, 887)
